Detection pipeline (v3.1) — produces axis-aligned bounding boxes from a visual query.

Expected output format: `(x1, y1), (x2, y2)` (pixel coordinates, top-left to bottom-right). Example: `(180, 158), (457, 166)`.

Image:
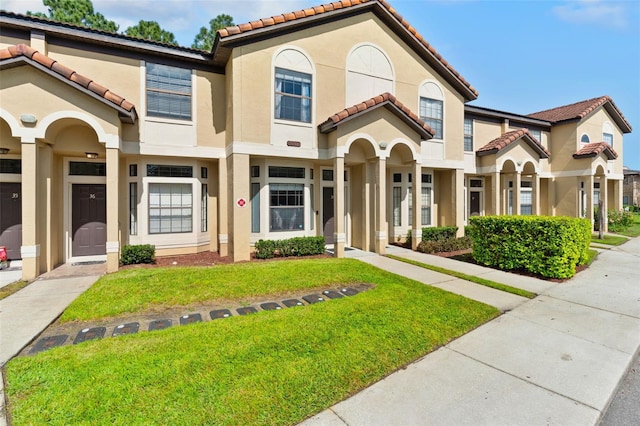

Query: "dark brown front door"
(0, 182), (22, 260)
(470, 191), (481, 217)
(323, 187), (334, 244)
(72, 184), (106, 257)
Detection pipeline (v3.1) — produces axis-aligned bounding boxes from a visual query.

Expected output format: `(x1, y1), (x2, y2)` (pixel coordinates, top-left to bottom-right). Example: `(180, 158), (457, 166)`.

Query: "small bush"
(254, 236), (326, 259)
(417, 236), (472, 254)
(120, 244), (155, 265)
(608, 209), (634, 232)
(421, 226), (458, 242)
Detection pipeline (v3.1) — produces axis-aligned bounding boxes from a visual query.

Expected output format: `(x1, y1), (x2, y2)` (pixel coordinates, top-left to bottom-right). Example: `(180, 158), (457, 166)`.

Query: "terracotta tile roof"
(477, 128), (550, 158)
(216, 0), (477, 100)
(573, 142), (618, 160)
(528, 96), (632, 133)
(0, 44), (137, 122)
(318, 92), (433, 139)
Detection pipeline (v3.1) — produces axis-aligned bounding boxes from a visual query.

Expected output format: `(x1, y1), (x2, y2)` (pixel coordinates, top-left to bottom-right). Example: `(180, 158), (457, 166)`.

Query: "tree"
(192, 14), (234, 51)
(28, 0), (118, 32)
(125, 20), (177, 45)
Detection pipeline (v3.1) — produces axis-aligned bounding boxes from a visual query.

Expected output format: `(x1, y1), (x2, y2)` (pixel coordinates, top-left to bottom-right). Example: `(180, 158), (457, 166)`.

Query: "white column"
(333, 156), (345, 258)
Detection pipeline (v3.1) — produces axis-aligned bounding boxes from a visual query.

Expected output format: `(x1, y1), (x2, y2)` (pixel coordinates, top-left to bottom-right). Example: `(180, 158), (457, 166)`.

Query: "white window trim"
(464, 118), (474, 152)
(418, 80), (445, 141)
(580, 133), (590, 144)
(141, 61), (196, 126)
(345, 42), (396, 106)
(271, 46), (316, 129)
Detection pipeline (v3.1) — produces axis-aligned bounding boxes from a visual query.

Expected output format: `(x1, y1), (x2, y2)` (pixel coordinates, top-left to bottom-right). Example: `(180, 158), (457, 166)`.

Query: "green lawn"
(616, 213), (640, 238)
(386, 254), (536, 299)
(591, 234), (629, 246)
(6, 259), (499, 425)
(0, 280), (29, 300)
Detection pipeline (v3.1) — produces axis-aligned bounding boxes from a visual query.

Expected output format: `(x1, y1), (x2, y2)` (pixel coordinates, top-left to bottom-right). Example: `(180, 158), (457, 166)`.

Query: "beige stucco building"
(0, 0), (632, 280)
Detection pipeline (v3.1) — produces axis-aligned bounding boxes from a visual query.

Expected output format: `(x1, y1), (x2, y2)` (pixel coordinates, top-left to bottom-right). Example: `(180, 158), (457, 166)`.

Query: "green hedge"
(421, 226), (458, 242)
(468, 216), (590, 279)
(254, 236), (326, 259)
(417, 236), (472, 254)
(120, 244), (155, 265)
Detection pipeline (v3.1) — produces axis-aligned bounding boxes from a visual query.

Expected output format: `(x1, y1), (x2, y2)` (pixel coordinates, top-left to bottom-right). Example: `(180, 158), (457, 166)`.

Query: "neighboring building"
(0, 0), (632, 281)
(623, 168), (640, 207)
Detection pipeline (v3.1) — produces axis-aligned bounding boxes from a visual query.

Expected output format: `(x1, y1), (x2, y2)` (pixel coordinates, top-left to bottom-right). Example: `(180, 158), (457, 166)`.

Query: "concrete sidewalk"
(305, 238), (640, 425)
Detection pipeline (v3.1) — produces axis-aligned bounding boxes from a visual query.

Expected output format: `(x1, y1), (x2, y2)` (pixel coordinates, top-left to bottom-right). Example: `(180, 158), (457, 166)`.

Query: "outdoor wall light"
(0, 147), (9, 155)
(379, 141), (387, 149)
(85, 152), (99, 159)
(20, 114), (37, 124)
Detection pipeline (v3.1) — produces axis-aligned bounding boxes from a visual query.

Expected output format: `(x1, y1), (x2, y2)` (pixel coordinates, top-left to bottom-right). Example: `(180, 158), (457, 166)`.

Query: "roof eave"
(1, 56), (137, 123)
(465, 105), (552, 128)
(319, 101), (433, 140)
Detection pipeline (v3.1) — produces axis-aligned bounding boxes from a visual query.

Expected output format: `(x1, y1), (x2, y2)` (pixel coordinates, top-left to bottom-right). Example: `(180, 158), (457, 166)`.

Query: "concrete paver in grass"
(148, 319), (172, 331)
(112, 322), (139, 337)
(179, 313), (202, 325)
(73, 327), (106, 344)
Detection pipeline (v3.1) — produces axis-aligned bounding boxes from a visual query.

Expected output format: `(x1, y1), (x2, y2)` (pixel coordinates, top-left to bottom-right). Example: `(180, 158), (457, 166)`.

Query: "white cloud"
(552, 0), (628, 30)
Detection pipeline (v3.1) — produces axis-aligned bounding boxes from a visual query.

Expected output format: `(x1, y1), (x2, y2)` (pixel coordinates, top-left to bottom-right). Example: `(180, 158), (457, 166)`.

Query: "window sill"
(273, 119), (313, 128)
(145, 116), (194, 126)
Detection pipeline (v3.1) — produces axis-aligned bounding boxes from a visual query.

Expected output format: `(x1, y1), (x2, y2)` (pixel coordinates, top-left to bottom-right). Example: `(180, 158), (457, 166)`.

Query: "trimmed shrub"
(254, 236), (326, 259)
(120, 244), (155, 265)
(421, 226), (458, 242)
(417, 236), (472, 254)
(468, 216), (590, 279)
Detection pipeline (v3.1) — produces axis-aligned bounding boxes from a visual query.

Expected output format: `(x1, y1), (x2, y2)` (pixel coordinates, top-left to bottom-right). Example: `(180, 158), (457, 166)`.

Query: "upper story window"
(602, 122), (614, 147)
(274, 68), (312, 123)
(530, 129), (542, 143)
(346, 44), (394, 106)
(419, 82), (444, 139)
(146, 63), (192, 120)
(464, 118), (473, 151)
(581, 134), (590, 144)
(273, 48), (313, 124)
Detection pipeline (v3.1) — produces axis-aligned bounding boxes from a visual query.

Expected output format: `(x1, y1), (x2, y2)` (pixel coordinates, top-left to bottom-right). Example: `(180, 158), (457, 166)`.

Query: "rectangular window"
(129, 164), (137, 177)
(251, 166), (260, 178)
(470, 179), (483, 188)
(393, 173), (402, 183)
(0, 159), (22, 174)
(421, 186), (432, 226)
(275, 68), (311, 123)
(603, 132), (613, 146)
(419, 97), (443, 139)
(146, 63), (192, 120)
(464, 118), (473, 151)
(393, 186), (402, 226)
(251, 183), (261, 233)
(421, 174), (432, 184)
(148, 183), (192, 234)
(322, 170), (334, 181)
(270, 183), (304, 231)
(201, 167), (208, 179)
(201, 184), (208, 232)
(530, 129), (542, 142)
(268, 166), (305, 179)
(520, 189), (533, 215)
(310, 184), (315, 231)
(147, 164), (193, 177)
(408, 190), (412, 226)
(69, 162), (106, 176)
(594, 182), (600, 208)
(129, 182), (137, 235)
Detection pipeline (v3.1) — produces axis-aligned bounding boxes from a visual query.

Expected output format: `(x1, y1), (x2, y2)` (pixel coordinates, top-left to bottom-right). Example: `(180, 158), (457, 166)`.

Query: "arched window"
(419, 82), (444, 139)
(580, 134), (590, 144)
(346, 44), (394, 106)
(602, 122), (614, 146)
(274, 49), (313, 123)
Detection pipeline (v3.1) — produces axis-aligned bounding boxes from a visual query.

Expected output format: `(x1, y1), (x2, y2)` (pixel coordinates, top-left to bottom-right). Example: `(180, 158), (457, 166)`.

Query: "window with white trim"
(419, 82), (444, 139)
(593, 182), (600, 209)
(464, 119), (473, 151)
(146, 63), (192, 120)
(421, 174), (433, 226)
(530, 129), (541, 143)
(346, 44), (394, 106)
(148, 183), (192, 234)
(270, 183), (304, 231)
(275, 68), (311, 123)
(520, 181), (533, 215)
(420, 98), (443, 139)
(602, 122), (614, 147)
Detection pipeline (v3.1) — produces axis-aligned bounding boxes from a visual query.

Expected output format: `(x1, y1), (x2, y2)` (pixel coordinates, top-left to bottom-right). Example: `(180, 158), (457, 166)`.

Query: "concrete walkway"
(305, 238), (640, 425)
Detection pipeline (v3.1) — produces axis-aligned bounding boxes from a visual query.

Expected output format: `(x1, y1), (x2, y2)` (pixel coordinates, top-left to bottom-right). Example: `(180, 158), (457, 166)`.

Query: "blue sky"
(5, 0), (639, 169)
